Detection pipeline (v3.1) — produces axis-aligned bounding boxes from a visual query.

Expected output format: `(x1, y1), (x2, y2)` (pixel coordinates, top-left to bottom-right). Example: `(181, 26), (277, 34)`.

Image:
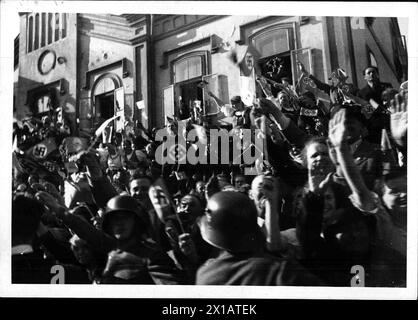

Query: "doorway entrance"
(175, 78), (203, 120)
(94, 91), (115, 125)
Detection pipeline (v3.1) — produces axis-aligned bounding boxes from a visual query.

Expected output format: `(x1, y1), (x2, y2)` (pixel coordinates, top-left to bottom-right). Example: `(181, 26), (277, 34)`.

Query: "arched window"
(93, 77), (117, 96)
(28, 16), (33, 52)
(172, 53), (205, 83)
(251, 26), (294, 58)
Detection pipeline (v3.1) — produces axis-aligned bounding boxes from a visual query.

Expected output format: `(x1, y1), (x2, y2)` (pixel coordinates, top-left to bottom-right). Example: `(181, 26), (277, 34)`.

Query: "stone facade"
(14, 14), (407, 132)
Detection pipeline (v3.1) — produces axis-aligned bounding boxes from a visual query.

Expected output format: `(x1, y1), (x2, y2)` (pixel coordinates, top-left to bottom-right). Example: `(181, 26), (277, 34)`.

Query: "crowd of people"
(11, 59), (408, 287)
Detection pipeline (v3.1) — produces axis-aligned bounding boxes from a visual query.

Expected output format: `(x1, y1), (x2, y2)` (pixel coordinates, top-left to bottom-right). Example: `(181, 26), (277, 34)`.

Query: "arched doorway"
(91, 73), (123, 128)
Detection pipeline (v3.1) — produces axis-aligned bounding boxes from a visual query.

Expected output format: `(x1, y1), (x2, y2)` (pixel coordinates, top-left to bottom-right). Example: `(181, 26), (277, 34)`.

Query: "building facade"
(14, 14), (407, 133)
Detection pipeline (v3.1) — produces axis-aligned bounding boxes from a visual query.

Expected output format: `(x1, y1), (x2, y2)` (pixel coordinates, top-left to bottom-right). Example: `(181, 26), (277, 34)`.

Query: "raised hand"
(390, 91), (407, 147)
(328, 108), (349, 148)
(35, 191), (67, 219)
(258, 98), (279, 117)
(178, 233), (198, 261)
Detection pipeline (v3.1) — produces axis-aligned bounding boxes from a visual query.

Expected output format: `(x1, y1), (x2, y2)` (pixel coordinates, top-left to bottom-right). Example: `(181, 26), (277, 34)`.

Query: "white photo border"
(0, 0), (417, 299)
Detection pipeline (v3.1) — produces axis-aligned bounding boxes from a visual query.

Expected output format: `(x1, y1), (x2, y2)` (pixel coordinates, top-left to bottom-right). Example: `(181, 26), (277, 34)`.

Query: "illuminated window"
(36, 94), (51, 114)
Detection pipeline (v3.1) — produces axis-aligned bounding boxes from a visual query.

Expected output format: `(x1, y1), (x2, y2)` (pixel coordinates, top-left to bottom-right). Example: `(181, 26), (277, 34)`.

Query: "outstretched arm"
(328, 109), (375, 211)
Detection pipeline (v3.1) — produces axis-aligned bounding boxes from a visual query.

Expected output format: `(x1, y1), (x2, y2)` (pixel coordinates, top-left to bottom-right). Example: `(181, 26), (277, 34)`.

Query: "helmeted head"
(102, 195), (147, 241)
(199, 191), (264, 253)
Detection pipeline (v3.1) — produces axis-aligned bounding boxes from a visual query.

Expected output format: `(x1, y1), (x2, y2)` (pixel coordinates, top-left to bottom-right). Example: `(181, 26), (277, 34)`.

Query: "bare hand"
(178, 233), (198, 260)
(328, 109), (349, 148)
(390, 91), (407, 147)
(35, 191), (67, 219)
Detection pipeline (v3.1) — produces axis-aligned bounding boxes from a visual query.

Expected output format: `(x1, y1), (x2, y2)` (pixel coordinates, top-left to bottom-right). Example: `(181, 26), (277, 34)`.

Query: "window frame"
(170, 50), (209, 84)
(249, 22), (297, 59)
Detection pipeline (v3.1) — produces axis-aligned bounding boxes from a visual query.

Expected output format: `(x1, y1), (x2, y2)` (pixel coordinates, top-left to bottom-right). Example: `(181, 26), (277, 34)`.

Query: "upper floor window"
(172, 54), (205, 83)
(251, 26), (294, 58)
(27, 13), (68, 53)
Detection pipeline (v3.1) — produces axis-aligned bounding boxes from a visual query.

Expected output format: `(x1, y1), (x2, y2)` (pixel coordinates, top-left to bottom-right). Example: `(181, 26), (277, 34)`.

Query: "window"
(61, 13), (67, 38)
(48, 13), (53, 44)
(28, 16), (33, 52)
(168, 52), (208, 121)
(41, 13), (46, 47)
(173, 55), (203, 83)
(34, 14), (39, 50)
(26, 13), (68, 53)
(55, 13), (60, 41)
(252, 28), (292, 58)
(36, 94), (51, 114)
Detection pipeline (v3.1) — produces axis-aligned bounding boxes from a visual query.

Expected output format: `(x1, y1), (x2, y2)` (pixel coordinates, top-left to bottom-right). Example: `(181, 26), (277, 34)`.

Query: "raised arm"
(328, 109), (375, 211)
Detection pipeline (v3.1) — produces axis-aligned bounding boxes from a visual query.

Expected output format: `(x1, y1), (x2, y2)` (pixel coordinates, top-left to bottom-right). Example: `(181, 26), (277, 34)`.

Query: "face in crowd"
(231, 99), (244, 111)
(107, 211), (137, 241)
(122, 140), (133, 154)
(382, 173), (407, 220)
(195, 181), (206, 197)
(129, 178), (152, 202)
(70, 235), (95, 266)
(217, 175), (230, 189)
(330, 74), (342, 87)
(305, 140), (333, 176)
(177, 195), (203, 225)
(234, 175), (247, 190)
(277, 92), (291, 111)
(364, 67), (380, 83)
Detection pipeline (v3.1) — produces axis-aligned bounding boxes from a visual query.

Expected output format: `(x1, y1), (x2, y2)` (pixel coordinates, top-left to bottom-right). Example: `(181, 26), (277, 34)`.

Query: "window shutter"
(162, 85), (175, 124)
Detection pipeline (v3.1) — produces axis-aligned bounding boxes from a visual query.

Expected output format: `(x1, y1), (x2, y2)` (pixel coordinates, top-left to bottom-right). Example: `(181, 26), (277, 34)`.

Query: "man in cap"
(196, 191), (321, 285)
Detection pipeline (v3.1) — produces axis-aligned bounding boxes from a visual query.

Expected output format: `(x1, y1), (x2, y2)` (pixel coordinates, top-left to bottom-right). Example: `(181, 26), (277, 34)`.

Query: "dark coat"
(196, 250), (322, 286)
(358, 82), (392, 106)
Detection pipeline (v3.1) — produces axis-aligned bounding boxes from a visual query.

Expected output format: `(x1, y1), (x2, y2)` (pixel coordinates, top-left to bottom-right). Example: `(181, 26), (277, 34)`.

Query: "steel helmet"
(102, 194), (147, 235)
(199, 191), (264, 253)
